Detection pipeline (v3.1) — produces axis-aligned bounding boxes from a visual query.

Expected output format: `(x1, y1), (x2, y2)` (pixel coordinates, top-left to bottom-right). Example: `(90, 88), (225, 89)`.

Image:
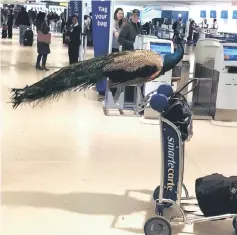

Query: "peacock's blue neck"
(160, 42), (184, 76)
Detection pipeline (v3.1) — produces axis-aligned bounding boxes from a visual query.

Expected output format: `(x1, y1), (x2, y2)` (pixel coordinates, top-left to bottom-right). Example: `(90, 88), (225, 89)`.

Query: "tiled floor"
(1, 32), (237, 235)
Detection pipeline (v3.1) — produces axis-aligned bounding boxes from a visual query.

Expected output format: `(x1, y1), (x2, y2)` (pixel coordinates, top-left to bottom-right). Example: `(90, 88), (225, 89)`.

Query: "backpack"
(162, 79), (196, 142)
(196, 174), (237, 216)
(163, 93), (193, 141)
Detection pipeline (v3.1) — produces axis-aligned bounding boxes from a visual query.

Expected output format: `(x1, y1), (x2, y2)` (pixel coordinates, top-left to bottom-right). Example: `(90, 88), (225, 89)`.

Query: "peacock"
(10, 35), (184, 109)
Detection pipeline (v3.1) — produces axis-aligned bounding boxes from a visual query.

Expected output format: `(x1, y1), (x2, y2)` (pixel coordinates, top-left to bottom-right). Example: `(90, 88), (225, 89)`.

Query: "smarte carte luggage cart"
(141, 81), (237, 235)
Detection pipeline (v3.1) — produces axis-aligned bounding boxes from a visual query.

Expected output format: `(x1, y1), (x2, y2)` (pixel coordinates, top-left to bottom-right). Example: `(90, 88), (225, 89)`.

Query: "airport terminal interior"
(1, 0), (237, 235)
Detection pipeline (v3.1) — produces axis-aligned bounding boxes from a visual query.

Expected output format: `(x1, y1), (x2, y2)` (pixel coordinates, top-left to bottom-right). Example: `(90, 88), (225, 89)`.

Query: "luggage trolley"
(141, 81), (237, 235)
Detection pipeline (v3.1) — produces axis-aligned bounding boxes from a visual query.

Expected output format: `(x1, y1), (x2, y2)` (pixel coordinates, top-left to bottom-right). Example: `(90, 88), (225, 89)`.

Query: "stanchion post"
(80, 0), (85, 61)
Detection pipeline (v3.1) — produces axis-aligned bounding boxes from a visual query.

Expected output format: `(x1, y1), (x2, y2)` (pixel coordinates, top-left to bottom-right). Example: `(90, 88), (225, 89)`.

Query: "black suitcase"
(2, 25), (8, 38)
(23, 29), (34, 46)
(2, 29), (7, 38)
(195, 174), (237, 217)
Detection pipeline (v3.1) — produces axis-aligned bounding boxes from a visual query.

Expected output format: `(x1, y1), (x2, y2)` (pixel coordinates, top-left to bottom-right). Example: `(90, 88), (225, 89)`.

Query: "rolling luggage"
(23, 28), (34, 46)
(2, 25), (8, 38)
(195, 173), (237, 217)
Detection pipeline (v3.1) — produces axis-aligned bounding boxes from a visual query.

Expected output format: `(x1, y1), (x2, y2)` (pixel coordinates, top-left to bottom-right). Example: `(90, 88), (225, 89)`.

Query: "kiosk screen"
(150, 42), (171, 57)
(224, 46), (237, 61)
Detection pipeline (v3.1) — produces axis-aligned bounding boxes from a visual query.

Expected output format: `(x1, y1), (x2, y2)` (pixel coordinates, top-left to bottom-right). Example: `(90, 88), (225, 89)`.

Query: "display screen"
(150, 42), (171, 57)
(233, 10), (237, 19)
(200, 10), (206, 18)
(210, 10), (216, 18)
(224, 46), (237, 61)
(221, 10), (228, 19)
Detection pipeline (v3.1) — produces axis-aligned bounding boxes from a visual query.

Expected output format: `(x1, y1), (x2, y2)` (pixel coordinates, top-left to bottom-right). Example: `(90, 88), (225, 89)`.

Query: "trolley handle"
(175, 78), (199, 97)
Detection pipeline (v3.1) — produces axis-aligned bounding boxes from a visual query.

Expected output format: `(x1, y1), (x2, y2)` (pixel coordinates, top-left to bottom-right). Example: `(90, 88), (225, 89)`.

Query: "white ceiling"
(117, 0), (233, 7)
(1, 0), (233, 7)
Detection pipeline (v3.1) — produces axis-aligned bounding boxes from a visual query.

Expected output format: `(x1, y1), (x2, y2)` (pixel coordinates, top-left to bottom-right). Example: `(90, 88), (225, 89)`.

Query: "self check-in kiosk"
(142, 39), (174, 119)
(192, 38), (237, 121)
(211, 43), (237, 121)
(192, 38), (221, 119)
(145, 40), (173, 96)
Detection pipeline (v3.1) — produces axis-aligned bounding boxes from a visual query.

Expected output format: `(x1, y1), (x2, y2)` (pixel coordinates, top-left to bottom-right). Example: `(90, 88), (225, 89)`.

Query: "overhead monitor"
(149, 42), (172, 57)
(233, 10), (237, 19)
(210, 10), (217, 18)
(200, 10), (206, 18)
(221, 10), (228, 19)
(224, 46), (237, 61)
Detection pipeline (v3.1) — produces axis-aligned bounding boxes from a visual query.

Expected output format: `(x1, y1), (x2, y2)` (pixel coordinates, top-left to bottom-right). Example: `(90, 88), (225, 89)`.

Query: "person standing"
(212, 19), (218, 29)
(187, 20), (195, 41)
(1, 8), (8, 39)
(109, 8), (125, 97)
(118, 9), (141, 51)
(60, 11), (66, 33)
(67, 15), (81, 64)
(35, 12), (51, 71)
(15, 6), (30, 45)
(112, 8), (125, 53)
(202, 18), (208, 28)
(172, 18), (182, 41)
(7, 9), (14, 39)
(84, 12), (93, 47)
(118, 9), (142, 102)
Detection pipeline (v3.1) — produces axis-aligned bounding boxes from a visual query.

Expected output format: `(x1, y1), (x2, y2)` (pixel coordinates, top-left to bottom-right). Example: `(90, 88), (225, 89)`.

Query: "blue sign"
(68, 0), (82, 25)
(221, 10), (228, 19)
(92, 0), (111, 93)
(161, 121), (180, 203)
(233, 10), (237, 19)
(200, 10), (206, 18)
(210, 10), (217, 18)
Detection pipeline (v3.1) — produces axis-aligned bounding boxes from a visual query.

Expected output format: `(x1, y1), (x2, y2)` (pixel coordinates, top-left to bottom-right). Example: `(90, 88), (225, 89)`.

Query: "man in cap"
(118, 9), (142, 51)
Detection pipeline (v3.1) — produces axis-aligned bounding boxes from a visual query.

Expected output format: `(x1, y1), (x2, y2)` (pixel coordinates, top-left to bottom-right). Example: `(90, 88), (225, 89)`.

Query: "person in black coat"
(15, 6), (30, 45)
(67, 15), (81, 64)
(118, 9), (142, 51)
(35, 12), (51, 71)
(7, 9), (14, 39)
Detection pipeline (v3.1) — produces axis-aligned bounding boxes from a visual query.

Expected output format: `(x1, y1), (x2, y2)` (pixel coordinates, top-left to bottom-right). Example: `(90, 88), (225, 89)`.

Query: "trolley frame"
(154, 115), (237, 229)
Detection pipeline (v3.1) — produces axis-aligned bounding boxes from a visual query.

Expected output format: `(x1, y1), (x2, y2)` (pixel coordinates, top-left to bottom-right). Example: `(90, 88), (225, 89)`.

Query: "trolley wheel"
(144, 216), (172, 235)
(153, 186), (172, 208)
(233, 216), (237, 233)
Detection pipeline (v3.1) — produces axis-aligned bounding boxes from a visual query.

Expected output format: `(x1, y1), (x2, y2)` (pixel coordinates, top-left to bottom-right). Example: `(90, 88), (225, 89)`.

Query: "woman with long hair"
(35, 12), (50, 71)
(112, 8), (125, 53)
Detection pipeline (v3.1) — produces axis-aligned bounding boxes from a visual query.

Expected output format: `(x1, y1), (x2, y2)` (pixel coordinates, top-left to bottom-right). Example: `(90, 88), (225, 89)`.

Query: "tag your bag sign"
(92, 0), (111, 57)
(95, 6), (108, 27)
(92, 0), (111, 92)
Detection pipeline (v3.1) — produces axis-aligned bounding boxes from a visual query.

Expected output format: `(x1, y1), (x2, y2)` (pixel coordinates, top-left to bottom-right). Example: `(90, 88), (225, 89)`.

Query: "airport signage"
(68, 0), (82, 25)
(91, 0), (111, 93)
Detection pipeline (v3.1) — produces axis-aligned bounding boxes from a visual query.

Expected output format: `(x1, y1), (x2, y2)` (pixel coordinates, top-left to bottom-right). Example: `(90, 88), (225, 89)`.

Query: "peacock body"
(10, 37), (184, 109)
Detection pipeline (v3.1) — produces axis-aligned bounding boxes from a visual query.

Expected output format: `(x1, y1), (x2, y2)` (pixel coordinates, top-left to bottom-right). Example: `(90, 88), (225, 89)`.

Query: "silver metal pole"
(159, 116), (165, 205)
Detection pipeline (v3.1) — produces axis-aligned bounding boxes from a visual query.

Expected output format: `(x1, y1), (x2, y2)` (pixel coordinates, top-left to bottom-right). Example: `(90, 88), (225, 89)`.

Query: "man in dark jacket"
(7, 9), (14, 39)
(15, 6), (30, 45)
(118, 9), (141, 51)
(67, 15), (81, 64)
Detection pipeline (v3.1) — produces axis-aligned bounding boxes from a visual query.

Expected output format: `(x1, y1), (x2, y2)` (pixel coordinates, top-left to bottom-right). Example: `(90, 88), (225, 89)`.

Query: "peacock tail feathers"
(10, 50), (166, 109)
